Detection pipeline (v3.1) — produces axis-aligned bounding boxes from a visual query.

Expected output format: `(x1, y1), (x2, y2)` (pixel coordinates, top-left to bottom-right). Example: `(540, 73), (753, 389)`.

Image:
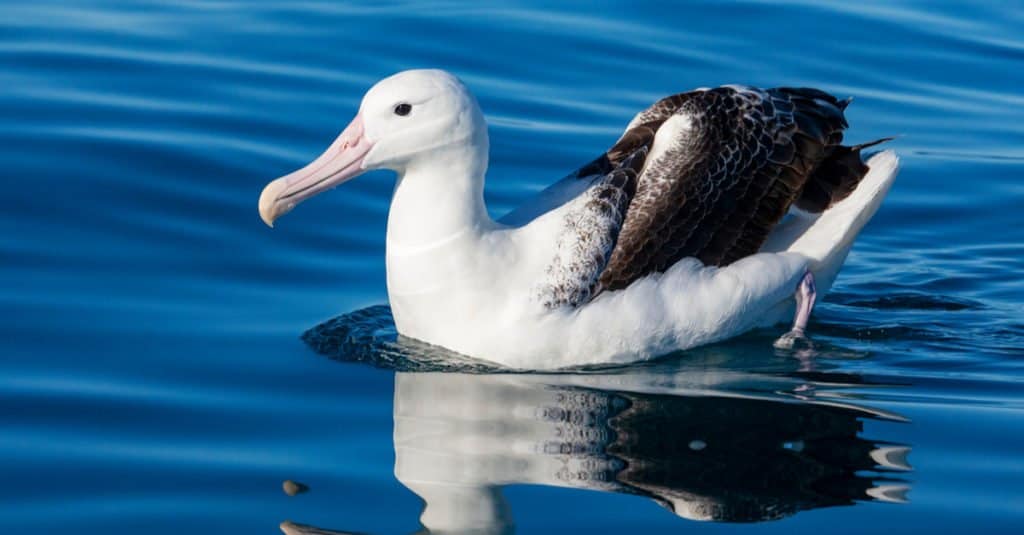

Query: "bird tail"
(795, 137), (894, 213)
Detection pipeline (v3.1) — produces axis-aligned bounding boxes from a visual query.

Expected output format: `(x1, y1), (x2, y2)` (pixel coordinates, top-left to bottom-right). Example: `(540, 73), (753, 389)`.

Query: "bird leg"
(774, 270), (817, 349)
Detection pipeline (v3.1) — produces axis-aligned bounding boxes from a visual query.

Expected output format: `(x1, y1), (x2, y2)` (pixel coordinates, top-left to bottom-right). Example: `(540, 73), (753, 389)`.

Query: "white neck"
(384, 139), (496, 318)
(385, 141), (491, 251)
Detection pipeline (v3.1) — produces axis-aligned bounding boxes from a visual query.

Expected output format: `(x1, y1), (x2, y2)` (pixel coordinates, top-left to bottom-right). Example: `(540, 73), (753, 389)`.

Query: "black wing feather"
(598, 86), (878, 290)
(546, 85), (883, 303)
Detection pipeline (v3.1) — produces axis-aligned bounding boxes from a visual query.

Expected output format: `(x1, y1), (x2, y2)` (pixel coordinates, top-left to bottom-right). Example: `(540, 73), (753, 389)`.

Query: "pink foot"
(774, 270), (817, 349)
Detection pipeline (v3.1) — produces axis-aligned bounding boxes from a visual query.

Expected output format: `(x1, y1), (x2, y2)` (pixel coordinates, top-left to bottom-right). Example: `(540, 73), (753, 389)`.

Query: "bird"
(259, 69), (898, 370)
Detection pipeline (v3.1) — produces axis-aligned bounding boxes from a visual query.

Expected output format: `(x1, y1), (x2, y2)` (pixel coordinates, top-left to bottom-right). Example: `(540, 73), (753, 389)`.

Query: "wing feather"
(598, 86), (858, 290)
(534, 147), (646, 309)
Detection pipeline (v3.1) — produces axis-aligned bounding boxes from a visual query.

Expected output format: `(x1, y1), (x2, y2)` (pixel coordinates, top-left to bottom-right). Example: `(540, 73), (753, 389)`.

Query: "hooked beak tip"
(259, 178), (288, 228)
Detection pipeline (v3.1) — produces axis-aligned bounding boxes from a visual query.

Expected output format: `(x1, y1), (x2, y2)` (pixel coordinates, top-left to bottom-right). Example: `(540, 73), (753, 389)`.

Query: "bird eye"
(394, 103), (412, 116)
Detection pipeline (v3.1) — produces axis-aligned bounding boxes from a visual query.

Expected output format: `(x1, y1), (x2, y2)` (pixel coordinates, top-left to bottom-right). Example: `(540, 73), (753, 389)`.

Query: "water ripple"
(2, 1), (1024, 533)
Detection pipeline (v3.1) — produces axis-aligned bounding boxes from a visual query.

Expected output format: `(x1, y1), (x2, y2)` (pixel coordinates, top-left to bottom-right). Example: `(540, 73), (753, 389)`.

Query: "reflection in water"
(293, 307), (911, 534)
(393, 373), (909, 531)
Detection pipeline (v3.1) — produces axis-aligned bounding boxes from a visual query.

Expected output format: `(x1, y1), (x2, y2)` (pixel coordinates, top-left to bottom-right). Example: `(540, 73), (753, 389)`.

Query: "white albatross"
(259, 69), (898, 369)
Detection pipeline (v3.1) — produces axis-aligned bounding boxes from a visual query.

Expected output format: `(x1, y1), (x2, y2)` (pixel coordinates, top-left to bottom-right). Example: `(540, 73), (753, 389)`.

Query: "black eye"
(394, 103), (412, 116)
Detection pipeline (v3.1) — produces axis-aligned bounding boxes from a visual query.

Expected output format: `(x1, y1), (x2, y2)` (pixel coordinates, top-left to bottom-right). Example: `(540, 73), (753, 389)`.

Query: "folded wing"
(537, 85), (885, 307)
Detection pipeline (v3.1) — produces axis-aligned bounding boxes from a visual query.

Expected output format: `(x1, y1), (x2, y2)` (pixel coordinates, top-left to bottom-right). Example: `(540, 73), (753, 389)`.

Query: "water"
(2, 0), (1023, 533)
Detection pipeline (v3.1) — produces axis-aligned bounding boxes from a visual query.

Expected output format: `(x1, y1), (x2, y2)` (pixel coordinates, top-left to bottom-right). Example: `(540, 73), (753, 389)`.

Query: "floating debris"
(282, 480), (309, 496)
(280, 520), (359, 535)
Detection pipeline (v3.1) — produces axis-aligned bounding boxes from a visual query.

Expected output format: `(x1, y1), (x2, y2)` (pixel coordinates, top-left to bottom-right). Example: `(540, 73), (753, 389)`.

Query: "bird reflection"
(290, 306), (911, 534)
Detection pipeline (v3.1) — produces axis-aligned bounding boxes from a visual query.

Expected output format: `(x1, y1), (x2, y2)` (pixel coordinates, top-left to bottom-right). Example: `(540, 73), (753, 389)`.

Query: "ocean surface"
(2, 1), (1023, 533)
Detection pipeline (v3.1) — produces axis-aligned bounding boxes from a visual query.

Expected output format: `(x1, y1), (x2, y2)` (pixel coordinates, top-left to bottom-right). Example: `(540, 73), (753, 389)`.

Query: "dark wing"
(536, 85), (883, 308)
(596, 86), (880, 291)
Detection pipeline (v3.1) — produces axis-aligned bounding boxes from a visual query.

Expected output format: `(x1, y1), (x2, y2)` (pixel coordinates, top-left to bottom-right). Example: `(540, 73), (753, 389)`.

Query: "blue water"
(2, 1), (1023, 533)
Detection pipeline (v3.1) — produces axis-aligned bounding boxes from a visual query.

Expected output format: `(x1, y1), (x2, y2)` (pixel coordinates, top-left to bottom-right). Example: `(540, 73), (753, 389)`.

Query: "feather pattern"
(537, 84), (880, 306)
(536, 148), (646, 308)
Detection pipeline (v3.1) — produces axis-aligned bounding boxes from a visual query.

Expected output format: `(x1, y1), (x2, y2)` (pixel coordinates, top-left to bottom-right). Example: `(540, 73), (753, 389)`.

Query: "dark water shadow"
(304, 305), (886, 376)
(827, 291), (984, 312)
(290, 306), (912, 534)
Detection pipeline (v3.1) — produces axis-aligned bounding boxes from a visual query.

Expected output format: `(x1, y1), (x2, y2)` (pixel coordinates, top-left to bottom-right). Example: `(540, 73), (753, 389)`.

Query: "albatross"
(259, 69), (898, 369)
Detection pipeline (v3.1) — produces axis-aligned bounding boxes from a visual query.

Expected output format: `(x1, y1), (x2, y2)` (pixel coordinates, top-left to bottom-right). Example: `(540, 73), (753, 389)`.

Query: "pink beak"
(258, 113), (374, 227)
